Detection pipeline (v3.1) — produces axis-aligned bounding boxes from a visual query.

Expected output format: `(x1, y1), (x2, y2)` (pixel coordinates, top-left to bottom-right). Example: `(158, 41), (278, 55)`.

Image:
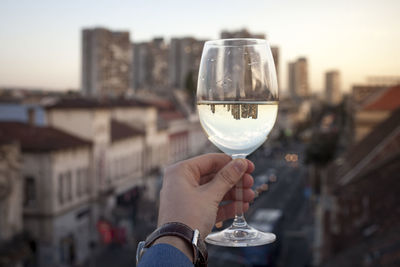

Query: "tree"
(185, 71), (196, 106)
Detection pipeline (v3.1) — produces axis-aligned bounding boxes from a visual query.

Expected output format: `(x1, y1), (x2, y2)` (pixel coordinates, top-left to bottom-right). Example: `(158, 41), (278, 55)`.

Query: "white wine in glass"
(197, 39), (279, 247)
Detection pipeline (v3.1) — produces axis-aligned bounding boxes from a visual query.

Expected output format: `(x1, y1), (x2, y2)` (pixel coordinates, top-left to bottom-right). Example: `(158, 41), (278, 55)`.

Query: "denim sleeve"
(137, 243), (193, 267)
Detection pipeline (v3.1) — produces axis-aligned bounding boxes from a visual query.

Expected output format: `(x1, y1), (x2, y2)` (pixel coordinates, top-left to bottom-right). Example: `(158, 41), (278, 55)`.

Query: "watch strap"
(143, 222), (208, 266)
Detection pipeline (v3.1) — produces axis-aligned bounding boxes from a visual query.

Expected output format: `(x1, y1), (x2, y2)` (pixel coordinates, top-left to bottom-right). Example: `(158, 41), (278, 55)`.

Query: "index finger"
(180, 153), (232, 178)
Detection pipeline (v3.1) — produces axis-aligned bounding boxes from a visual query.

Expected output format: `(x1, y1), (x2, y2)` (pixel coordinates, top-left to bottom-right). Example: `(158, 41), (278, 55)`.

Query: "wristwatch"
(136, 222), (208, 266)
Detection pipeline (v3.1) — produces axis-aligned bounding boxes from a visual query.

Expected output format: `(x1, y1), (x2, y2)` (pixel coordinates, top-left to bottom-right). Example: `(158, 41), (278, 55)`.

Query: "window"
(58, 174), (64, 205)
(117, 158), (122, 179)
(76, 170), (81, 198)
(66, 171), (72, 201)
(24, 176), (36, 208)
(131, 154), (136, 173)
(84, 168), (90, 194)
(122, 157), (128, 177)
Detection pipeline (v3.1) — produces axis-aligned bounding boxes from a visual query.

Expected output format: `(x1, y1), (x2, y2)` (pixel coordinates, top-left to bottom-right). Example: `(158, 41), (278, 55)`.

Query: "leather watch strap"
(143, 222), (208, 266)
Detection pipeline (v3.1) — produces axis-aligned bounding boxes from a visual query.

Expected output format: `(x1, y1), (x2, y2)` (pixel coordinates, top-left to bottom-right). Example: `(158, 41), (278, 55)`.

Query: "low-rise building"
(109, 99), (169, 174)
(0, 139), (32, 266)
(108, 120), (145, 195)
(0, 122), (93, 267)
(0, 140), (22, 242)
(314, 109), (400, 266)
(354, 85), (400, 142)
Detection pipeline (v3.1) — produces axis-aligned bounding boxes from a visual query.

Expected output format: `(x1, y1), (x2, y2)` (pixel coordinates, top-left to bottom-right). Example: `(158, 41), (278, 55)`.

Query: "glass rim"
(204, 38), (268, 47)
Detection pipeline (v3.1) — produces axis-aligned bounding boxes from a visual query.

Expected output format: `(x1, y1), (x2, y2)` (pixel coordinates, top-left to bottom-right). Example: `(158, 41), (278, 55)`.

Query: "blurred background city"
(0, 0), (399, 266)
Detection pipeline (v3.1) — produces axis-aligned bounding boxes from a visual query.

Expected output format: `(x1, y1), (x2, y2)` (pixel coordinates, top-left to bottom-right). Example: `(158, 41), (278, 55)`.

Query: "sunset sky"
(1, 0), (399, 93)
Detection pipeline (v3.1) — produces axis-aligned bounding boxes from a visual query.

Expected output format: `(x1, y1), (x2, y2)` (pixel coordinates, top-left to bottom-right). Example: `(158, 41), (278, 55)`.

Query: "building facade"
(0, 141), (26, 267)
(353, 86), (400, 142)
(288, 57), (309, 100)
(270, 46), (280, 88)
(325, 71), (341, 105)
(132, 38), (169, 91)
(0, 122), (94, 267)
(82, 27), (132, 97)
(168, 37), (204, 89)
(220, 29), (280, 88)
(220, 28), (265, 39)
(315, 109), (400, 266)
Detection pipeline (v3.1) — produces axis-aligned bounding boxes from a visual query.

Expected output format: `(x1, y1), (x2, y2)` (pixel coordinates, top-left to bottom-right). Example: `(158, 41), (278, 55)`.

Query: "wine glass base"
(205, 225), (276, 247)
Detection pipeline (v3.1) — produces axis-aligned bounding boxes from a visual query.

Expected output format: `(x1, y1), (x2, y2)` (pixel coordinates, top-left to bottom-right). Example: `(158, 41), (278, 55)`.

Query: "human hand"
(157, 153), (255, 238)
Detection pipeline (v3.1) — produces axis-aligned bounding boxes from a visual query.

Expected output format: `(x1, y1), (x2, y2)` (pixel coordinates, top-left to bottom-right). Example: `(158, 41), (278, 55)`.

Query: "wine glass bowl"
(197, 38), (279, 247)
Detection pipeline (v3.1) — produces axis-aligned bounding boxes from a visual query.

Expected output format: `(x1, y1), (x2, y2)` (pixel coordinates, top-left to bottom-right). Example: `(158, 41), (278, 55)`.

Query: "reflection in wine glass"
(197, 39), (279, 247)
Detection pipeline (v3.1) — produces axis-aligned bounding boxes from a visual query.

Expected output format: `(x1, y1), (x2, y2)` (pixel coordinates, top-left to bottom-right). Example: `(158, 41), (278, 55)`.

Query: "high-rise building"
(288, 62), (296, 99)
(220, 29), (265, 39)
(325, 71), (341, 104)
(168, 38), (204, 89)
(132, 42), (148, 90)
(132, 38), (168, 91)
(151, 38), (169, 89)
(271, 46), (280, 88)
(81, 28), (132, 97)
(288, 57), (309, 100)
(220, 29), (280, 88)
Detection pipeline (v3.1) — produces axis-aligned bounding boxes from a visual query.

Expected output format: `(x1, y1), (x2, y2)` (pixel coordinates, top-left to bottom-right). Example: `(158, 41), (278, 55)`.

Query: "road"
(94, 142), (314, 267)
(208, 142), (313, 267)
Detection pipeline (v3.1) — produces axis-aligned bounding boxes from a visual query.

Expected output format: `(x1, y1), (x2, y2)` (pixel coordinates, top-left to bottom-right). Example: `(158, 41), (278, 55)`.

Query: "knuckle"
(176, 160), (194, 175)
(219, 169), (235, 187)
(164, 161), (184, 177)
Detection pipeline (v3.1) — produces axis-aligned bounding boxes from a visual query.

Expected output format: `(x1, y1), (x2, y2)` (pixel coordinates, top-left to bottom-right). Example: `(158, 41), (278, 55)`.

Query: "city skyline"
(1, 0), (400, 92)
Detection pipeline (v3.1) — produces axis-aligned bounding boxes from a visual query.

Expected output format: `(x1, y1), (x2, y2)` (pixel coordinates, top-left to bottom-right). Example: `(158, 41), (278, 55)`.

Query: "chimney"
(27, 107), (35, 126)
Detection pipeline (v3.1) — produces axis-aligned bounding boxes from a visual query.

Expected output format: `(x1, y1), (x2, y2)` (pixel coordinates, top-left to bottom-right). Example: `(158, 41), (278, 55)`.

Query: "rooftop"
(44, 97), (152, 110)
(363, 85), (400, 111)
(110, 119), (144, 142)
(328, 108), (400, 186)
(159, 111), (185, 121)
(0, 122), (91, 152)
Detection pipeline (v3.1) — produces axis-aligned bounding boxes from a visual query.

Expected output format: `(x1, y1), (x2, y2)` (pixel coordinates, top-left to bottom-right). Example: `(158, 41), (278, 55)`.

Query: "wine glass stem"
(231, 154), (248, 228)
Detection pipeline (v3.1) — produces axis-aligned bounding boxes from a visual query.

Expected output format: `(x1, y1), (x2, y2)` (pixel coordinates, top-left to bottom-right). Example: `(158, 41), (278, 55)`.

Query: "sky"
(1, 0), (400, 93)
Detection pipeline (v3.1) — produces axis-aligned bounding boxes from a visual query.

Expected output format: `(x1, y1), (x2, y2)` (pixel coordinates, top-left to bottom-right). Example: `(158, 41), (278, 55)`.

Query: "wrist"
(136, 222), (208, 266)
(154, 236), (194, 262)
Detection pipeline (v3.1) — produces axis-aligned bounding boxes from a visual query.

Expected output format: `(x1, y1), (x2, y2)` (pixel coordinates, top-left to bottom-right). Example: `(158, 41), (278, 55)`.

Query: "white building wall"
(46, 108), (110, 194)
(111, 106), (157, 136)
(46, 109), (95, 141)
(111, 106), (169, 171)
(23, 154), (53, 215)
(0, 142), (23, 241)
(24, 204), (93, 267)
(188, 115), (210, 156)
(108, 137), (145, 195)
(23, 147), (93, 267)
(51, 148), (92, 214)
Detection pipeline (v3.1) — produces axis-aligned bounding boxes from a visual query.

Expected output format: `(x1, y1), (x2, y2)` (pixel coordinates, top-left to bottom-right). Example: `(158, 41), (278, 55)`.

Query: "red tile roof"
(110, 120), (144, 142)
(328, 108), (400, 186)
(363, 86), (400, 111)
(0, 122), (91, 152)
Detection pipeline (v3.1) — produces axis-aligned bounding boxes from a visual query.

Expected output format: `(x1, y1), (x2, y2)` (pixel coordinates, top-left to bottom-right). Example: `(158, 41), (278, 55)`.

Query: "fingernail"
(233, 159), (246, 173)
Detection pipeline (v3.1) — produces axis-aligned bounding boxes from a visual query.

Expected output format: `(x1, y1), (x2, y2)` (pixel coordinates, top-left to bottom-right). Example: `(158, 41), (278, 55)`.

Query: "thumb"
(205, 158), (248, 200)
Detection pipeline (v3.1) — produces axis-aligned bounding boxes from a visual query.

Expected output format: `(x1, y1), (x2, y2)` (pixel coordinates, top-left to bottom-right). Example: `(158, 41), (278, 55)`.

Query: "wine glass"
(196, 38), (279, 247)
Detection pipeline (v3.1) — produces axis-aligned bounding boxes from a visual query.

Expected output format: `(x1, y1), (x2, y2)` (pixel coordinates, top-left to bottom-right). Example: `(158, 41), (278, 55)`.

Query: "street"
(94, 141), (314, 267)
(208, 141), (313, 267)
